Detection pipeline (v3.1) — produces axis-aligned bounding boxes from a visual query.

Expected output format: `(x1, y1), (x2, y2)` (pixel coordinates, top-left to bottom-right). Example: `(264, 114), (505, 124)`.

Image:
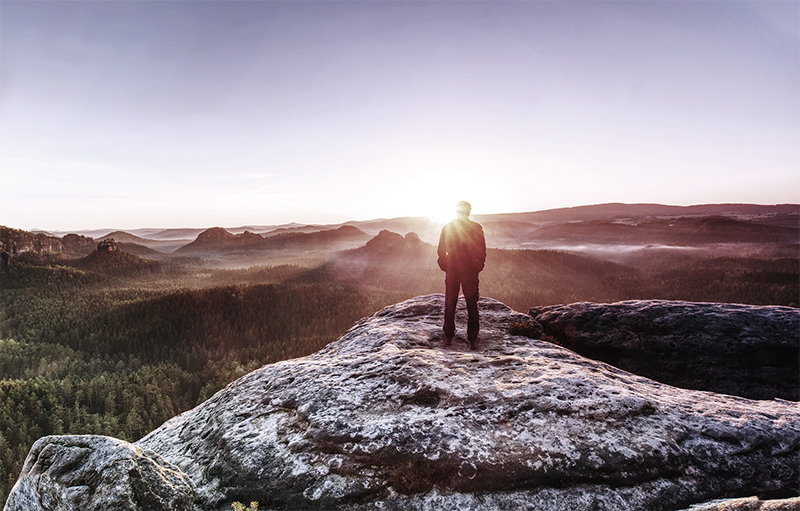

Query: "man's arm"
(477, 225), (486, 272)
(437, 226), (448, 272)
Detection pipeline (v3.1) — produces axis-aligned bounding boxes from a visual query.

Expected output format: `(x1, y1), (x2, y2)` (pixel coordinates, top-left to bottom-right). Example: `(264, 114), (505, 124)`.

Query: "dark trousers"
(444, 270), (480, 341)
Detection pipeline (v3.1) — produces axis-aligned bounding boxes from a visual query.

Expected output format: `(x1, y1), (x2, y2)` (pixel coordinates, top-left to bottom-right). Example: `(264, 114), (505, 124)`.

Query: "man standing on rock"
(437, 201), (486, 349)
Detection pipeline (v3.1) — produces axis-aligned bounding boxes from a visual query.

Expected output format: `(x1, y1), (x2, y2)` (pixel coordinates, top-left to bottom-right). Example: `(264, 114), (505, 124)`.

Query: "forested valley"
(0, 259), (405, 503)
(1, 222), (797, 504)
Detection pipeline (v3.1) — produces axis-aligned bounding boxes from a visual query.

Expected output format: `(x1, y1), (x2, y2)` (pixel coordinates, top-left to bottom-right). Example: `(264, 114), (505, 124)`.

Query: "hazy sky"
(2, 1), (798, 230)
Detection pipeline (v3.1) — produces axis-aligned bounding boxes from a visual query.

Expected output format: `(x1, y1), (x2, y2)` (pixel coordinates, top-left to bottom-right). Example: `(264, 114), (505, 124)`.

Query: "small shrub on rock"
(231, 502), (258, 511)
(507, 316), (544, 339)
(389, 459), (442, 494)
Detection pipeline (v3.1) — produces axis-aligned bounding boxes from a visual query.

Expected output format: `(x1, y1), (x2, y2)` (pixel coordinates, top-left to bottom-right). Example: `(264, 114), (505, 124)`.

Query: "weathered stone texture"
(6, 295), (798, 511)
(135, 295), (799, 510)
(4, 435), (194, 511)
(531, 300), (800, 400)
(678, 496), (800, 510)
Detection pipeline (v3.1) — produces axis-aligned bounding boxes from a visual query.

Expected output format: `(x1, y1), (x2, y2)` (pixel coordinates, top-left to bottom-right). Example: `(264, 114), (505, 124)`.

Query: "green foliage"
(0, 225), (95, 258)
(0, 227), (59, 254)
(1, 262), (102, 290)
(231, 501), (258, 511)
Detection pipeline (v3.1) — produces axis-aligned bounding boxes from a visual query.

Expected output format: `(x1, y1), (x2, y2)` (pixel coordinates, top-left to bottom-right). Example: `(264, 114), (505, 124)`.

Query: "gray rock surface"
(530, 300), (800, 401)
(129, 295), (798, 510)
(679, 496), (800, 510)
(6, 295), (799, 511)
(4, 435), (194, 511)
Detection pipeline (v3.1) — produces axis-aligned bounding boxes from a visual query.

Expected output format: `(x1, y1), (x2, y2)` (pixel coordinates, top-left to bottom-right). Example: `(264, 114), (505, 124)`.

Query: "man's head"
(456, 201), (472, 219)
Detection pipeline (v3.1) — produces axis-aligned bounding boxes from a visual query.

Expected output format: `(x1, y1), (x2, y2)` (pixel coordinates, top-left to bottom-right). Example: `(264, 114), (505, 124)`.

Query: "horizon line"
(12, 201), (800, 236)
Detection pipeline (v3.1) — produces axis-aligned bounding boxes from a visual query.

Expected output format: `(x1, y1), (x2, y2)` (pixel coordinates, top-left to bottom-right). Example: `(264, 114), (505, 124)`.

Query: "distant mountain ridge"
(474, 203), (800, 224)
(520, 216), (799, 246)
(34, 202), (798, 240)
(174, 225), (371, 255)
(7, 203), (798, 257)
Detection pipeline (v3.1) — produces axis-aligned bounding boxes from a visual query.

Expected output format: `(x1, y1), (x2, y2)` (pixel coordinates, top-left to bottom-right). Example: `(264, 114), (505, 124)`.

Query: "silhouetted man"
(437, 201), (486, 349)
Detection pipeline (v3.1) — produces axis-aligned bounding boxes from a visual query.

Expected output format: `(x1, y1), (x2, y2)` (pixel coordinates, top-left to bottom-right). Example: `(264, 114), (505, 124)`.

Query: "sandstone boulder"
(530, 300), (800, 401)
(6, 295), (799, 511)
(131, 295), (798, 510)
(4, 435), (194, 511)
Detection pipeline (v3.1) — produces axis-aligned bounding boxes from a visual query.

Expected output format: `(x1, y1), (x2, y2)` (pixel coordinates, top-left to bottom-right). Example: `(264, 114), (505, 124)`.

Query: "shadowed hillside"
(75, 246), (162, 276)
(174, 225), (370, 257)
(328, 229), (798, 311)
(523, 216), (798, 246)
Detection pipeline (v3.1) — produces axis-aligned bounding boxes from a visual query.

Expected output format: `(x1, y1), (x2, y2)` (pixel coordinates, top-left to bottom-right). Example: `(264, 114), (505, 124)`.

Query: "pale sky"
(1, 1), (798, 230)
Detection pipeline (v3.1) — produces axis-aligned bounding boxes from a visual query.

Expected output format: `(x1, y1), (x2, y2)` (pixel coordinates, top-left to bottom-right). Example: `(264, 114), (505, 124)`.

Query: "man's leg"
(463, 273), (480, 346)
(443, 272), (460, 343)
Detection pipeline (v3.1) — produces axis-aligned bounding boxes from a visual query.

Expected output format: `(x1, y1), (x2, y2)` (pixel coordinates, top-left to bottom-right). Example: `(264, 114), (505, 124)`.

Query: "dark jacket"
(437, 218), (486, 274)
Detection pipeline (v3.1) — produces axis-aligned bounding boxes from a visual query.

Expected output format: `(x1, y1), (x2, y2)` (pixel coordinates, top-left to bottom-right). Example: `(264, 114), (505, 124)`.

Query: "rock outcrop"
(6, 295), (799, 511)
(4, 435), (194, 511)
(530, 300), (800, 401)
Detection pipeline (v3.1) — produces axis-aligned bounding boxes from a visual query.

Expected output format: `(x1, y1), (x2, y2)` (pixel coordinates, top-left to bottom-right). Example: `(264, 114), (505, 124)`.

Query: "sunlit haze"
(1, 1), (798, 231)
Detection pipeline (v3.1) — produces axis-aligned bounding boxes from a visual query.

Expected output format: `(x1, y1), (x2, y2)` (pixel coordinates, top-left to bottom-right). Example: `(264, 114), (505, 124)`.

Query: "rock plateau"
(5, 295), (799, 511)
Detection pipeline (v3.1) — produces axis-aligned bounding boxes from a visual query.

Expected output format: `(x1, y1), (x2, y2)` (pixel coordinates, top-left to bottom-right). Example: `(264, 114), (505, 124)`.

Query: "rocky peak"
(404, 231), (424, 246)
(238, 230), (263, 243)
(5, 296), (799, 511)
(362, 230), (431, 257)
(364, 229), (406, 254)
(175, 227), (265, 254)
(195, 227), (235, 242)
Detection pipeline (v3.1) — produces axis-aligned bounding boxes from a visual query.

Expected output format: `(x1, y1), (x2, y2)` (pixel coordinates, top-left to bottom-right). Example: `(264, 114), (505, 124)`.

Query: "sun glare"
(390, 170), (504, 224)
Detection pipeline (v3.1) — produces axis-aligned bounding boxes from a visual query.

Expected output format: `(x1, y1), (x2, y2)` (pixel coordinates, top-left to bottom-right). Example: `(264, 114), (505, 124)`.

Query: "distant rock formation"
(97, 238), (117, 252)
(60, 233), (97, 255)
(363, 229), (428, 255)
(174, 225), (370, 255)
(0, 226), (96, 259)
(259, 225), (370, 251)
(174, 227), (247, 254)
(5, 296), (799, 510)
(75, 244), (161, 276)
(530, 300), (800, 401)
(330, 230), (438, 290)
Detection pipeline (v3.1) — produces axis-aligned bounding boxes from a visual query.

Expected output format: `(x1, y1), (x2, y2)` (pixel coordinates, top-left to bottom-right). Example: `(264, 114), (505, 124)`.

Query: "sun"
(389, 170), (503, 224)
(425, 199), (462, 225)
